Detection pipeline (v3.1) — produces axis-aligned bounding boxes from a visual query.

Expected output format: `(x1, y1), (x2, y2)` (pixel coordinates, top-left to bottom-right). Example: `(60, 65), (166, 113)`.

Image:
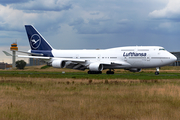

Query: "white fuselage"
(51, 46), (177, 69)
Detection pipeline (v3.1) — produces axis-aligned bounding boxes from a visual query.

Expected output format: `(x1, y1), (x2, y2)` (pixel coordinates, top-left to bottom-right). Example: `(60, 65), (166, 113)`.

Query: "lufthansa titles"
(123, 52), (147, 57)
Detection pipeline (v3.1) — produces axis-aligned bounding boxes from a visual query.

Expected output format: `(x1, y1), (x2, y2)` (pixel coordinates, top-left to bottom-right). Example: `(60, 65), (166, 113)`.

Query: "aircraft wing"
(9, 51), (130, 70)
(17, 55), (86, 62)
(17, 55), (87, 70)
(18, 55), (51, 60)
(16, 54), (128, 66)
(65, 60), (130, 70)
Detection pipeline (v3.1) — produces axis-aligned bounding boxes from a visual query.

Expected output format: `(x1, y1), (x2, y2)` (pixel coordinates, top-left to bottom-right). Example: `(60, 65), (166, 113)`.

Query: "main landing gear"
(155, 67), (160, 75)
(88, 71), (102, 74)
(87, 69), (115, 74)
(106, 69), (114, 74)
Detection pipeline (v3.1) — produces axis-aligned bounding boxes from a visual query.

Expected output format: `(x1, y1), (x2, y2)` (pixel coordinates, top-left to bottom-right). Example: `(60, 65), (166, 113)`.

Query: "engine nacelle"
(126, 68), (141, 72)
(52, 60), (66, 68)
(89, 63), (103, 71)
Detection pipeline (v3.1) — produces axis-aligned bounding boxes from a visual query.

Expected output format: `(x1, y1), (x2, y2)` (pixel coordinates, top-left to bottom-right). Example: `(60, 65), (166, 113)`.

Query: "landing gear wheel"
(155, 71), (159, 75)
(106, 71), (114, 74)
(99, 71), (102, 74)
(88, 71), (102, 74)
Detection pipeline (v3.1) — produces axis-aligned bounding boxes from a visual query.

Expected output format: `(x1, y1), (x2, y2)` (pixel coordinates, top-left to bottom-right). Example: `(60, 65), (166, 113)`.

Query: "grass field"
(0, 66), (180, 120)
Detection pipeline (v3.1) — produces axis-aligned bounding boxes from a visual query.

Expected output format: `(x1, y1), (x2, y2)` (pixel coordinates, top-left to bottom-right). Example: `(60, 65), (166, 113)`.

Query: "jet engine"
(89, 63), (103, 71)
(52, 60), (66, 68)
(126, 68), (141, 72)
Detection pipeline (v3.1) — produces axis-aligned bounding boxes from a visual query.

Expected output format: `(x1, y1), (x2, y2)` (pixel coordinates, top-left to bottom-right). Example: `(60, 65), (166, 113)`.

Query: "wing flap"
(52, 58), (86, 63)
(100, 61), (131, 66)
(66, 63), (86, 70)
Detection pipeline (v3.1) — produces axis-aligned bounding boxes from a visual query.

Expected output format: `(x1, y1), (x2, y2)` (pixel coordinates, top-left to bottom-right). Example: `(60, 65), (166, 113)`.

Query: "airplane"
(3, 25), (177, 75)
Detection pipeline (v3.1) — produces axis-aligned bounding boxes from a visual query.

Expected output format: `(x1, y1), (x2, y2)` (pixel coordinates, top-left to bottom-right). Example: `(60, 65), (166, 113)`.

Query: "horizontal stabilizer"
(11, 50), (43, 56)
(3, 51), (12, 56)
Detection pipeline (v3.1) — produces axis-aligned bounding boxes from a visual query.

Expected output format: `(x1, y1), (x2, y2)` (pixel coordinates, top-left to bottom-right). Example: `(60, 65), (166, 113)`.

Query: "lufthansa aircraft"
(4, 25), (177, 75)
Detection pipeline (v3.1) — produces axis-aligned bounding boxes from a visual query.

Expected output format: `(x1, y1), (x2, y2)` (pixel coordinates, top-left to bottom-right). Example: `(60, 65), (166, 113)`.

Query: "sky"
(0, 0), (180, 64)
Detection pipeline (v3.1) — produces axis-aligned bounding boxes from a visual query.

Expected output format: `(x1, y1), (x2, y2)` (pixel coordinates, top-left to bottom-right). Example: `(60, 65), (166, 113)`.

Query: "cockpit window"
(159, 48), (166, 51)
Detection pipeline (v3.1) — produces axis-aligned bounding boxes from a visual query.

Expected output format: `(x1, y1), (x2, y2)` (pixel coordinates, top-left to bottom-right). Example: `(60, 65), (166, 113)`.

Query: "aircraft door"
(97, 54), (101, 61)
(124, 56), (127, 61)
(147, 55), (150, 61)
(75, 54), (79, 59)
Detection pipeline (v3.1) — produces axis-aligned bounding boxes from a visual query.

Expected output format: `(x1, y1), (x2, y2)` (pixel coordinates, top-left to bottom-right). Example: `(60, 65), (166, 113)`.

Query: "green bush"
(16, 60), (26, 69)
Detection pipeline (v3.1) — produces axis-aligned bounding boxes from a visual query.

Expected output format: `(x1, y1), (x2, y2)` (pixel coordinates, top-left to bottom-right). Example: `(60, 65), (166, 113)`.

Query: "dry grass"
(0, 77), (180, 120)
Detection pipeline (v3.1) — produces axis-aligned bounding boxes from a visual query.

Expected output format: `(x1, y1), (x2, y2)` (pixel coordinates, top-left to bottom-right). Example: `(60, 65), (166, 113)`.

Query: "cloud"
(0, 0), (73, 32)
(159, 22), (172, 29)
(148, 0), (180, 34)
(0, 0), (30, 5)
(69, 18), (132, 34)
(0, 0), (180, 53)
(0, 5), (35, 31)
(9, 0), (72, 11)
(149, 0), (180, 20)
(117, 19), (131, 24)
(0, 0), (141, 34)
(68, 8), (133, 34)
(0, 4), (67, 32)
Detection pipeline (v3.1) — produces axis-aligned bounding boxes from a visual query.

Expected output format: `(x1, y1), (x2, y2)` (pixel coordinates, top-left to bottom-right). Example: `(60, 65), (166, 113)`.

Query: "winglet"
(3, 51), (12, 56)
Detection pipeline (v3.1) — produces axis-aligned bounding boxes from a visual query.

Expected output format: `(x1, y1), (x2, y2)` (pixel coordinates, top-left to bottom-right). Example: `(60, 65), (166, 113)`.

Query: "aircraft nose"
(171, 54), (177, 63)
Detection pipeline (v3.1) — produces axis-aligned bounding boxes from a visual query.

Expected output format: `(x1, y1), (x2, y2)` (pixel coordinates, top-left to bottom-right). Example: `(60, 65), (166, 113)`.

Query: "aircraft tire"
(88, 71), (102, 74)
(106, 71), (114, 74)
(155, 71), (159, 75)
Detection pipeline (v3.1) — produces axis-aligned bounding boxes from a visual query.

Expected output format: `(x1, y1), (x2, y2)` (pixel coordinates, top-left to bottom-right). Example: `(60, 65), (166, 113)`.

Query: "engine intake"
(89, 63), (103, 71)
(52, 60), (66, 68)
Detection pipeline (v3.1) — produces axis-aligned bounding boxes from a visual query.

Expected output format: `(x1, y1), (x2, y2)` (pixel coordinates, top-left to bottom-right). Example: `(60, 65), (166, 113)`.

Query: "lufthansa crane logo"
(30, 34), (41, 49)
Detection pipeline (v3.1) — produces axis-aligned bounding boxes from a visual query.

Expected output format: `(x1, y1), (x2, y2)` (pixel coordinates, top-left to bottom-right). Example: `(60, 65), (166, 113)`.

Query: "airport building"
(0, 62), (12, 69)
(171, 52), (180, 66)
(29, 58), (45, 66)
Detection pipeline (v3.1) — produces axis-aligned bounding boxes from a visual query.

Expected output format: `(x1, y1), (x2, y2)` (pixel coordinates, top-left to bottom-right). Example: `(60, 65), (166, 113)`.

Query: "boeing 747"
(3, 25), (177, 75)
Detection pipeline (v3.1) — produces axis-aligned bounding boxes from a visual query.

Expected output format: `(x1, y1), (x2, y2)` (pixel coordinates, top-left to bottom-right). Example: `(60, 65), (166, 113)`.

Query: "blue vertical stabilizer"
(25, 25), (53, 50)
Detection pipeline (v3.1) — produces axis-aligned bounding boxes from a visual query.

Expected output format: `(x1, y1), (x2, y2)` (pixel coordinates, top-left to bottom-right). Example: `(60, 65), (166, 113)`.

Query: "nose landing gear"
(155, 67), (160, 75)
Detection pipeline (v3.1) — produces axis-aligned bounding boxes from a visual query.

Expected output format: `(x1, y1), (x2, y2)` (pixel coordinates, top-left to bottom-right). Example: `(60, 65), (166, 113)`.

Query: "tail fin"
(25, 25), (53, 50)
